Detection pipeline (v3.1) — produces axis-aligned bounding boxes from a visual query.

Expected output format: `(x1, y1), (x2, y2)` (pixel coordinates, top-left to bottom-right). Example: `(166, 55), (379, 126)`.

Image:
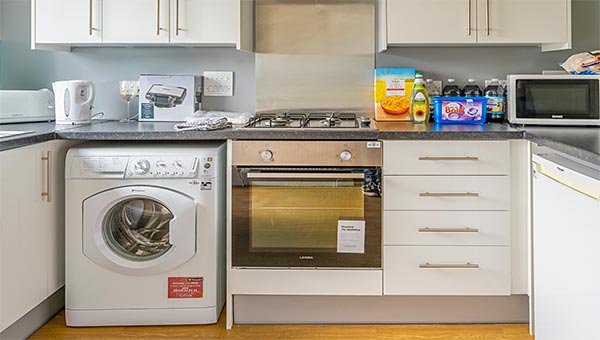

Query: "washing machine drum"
(103, 198), (174, 261)
(83, 186), (197, 275)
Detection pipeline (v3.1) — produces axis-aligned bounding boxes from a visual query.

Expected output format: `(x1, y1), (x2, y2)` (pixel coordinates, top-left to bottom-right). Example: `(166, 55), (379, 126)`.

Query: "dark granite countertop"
(2, 120), (598, 166)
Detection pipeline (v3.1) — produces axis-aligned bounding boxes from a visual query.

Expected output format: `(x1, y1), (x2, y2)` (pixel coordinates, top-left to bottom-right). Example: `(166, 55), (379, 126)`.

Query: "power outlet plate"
(484, 79), (508, 88)
(203, 71), (234, 97)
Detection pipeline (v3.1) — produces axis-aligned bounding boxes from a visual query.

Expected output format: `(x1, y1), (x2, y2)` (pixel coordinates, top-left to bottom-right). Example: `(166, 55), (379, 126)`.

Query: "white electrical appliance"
(52, 80), (96, 125)
(532, 153), (600, 340)
(65, 143), (226, 326)
(0, 89), (55, 124)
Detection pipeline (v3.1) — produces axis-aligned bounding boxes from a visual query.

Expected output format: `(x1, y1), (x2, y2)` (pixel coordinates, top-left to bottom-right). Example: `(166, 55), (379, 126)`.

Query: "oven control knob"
(133, 159), (151, 175)
(340, 150), (352, 161)
(261, 150), (273, 161)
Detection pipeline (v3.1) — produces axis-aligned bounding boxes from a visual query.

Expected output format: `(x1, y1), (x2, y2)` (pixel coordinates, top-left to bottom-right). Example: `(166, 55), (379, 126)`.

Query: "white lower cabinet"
(384, 246), (511, 296)
(0, 140), (78, 332)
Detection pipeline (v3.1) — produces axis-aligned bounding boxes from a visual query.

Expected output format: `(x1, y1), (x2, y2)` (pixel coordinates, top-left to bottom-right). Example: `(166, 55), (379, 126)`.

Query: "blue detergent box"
(433, 96), (488, 124)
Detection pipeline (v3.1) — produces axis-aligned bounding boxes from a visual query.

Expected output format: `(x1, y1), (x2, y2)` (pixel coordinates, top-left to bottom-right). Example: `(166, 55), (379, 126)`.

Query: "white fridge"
(532, 153), (600, 340)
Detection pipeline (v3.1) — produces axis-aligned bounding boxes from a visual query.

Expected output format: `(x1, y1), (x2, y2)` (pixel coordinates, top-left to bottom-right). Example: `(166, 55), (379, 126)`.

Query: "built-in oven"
(231, 141), (382, 269)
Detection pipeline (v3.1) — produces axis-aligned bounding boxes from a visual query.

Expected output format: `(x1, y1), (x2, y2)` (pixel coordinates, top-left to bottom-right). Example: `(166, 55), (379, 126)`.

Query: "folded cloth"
(173, 117), (232, 131)
(185, 110), (253, 126)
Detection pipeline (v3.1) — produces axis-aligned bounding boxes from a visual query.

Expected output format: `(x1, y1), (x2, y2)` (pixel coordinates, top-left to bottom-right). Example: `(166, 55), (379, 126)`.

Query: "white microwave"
(508, 74), (600, 126)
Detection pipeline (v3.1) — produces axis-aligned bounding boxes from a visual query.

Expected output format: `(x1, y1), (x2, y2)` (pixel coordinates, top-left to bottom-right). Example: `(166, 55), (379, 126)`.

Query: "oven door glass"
(232, 168), (381, 268)
(515, 79), (600, 120)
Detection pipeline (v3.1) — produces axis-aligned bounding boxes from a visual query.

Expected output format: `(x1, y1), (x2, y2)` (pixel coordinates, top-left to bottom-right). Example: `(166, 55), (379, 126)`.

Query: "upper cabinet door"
(170, 0), (237, 44)
(35, 0), (102, 44)
(387, 0), (477, 44)
(102, 0), (170, 44)
(476, 0), (569, 44)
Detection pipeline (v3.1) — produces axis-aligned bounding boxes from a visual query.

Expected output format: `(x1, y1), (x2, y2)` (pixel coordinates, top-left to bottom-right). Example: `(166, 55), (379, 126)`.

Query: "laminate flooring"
(30, 310), (534, 340)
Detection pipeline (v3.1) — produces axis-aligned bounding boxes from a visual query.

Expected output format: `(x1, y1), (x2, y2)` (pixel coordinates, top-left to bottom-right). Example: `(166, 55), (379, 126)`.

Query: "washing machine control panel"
(125, 156), (214, 178)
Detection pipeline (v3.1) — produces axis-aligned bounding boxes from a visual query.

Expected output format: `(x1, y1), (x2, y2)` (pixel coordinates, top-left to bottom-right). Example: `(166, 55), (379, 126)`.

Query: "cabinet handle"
(418, 227), (479, 233)
(467, 0), (471, 35)
(419, 192), (480, 198)
(89, 0), (93, 35)
(157, 0), (161, 35)
(41, 150), (52, 203)
(485, 0), (490, 35)
(176, 0), (180, 36)
(418, 156), (479, 161)
(419, 263), (479, 269)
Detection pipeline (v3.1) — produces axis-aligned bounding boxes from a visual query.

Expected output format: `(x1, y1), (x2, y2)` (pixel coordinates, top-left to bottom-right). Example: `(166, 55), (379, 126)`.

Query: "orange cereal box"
(374, 68), (416, 121)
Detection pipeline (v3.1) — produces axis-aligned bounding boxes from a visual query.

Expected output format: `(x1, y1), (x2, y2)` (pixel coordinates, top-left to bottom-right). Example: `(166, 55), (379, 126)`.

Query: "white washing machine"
(65, 143), (226, 326)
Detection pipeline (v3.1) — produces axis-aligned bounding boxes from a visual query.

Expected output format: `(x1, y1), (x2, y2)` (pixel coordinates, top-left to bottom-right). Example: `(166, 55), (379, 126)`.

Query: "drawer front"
(384, 246), (511, 296)
(383, 141), (510, 175)
(384, 211), (510, 246)
(383, 176), (510, 211)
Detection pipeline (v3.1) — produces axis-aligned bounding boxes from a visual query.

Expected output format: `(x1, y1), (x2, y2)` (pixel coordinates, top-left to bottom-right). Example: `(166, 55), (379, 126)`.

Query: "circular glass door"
(102, 197), (174, 261)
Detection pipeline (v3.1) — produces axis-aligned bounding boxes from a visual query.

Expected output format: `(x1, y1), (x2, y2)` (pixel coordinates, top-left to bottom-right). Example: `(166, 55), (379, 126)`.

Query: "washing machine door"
(83, 185), (196, 275)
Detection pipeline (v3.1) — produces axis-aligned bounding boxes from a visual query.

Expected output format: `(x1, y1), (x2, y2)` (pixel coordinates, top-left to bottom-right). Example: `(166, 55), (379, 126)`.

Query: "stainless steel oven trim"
(508, 74), (600, 126)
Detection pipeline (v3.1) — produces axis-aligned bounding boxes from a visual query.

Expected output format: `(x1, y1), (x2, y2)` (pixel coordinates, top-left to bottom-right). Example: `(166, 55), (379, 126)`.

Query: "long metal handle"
(418, 156), (479, 161)
(89, 0), (93, 35)
(247, 172), (364, 180)
(419, 192), (480, 198)
(485, 0), (490, 36)
(176, 0), (180, 36)
(467, 0), (471, 35)
(157, 0), (161, 36)
(420, 263), (479, 269)
(41, 150), (52, 203)
(418, 227), (479, 233)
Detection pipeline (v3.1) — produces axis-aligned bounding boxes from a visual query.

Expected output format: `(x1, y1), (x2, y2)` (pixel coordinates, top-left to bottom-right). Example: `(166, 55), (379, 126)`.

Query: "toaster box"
(374, 68), (416, 122)
(139, 74), (202, 122)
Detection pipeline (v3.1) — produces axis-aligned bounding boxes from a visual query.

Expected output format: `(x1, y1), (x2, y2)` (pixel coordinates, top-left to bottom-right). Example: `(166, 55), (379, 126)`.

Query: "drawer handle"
(419, 263), (480, 269)
(418, 156), (479, 161)
(419, 192), (480, 198)
(418, 227), (479, 233)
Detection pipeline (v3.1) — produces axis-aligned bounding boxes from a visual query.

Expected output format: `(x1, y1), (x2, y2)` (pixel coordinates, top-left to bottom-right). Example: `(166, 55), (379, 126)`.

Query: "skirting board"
(0, 288), (64, 340)
(234, 295), (529, 324)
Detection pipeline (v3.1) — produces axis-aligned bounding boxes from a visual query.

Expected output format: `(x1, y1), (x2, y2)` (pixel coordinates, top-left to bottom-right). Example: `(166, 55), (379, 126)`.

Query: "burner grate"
(246, 111), (366, 129)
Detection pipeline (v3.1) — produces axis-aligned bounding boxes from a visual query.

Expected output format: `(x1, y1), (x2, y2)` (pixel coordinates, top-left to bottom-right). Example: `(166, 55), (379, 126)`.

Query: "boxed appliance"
(374, 68), (416, 122)
(433, 96), (488, 124)
(139, 74), (202, 122)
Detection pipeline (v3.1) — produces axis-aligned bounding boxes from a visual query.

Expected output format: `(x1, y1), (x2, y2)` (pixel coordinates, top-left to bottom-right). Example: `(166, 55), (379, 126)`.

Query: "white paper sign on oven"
(337, 220), (365, 254)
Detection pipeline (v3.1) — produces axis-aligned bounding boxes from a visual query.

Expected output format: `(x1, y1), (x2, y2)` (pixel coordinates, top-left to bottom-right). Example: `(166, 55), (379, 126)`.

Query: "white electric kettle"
(52, 80), (96, 125)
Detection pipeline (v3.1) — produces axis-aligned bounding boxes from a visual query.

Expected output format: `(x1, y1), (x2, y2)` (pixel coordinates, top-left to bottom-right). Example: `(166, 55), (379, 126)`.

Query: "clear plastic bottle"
(443, 79), (463, 97)
(425, 79), (440, 122)
(410, 74), (430, 123)
(463, 78), (483, 97)
(484, 78), (507, 123)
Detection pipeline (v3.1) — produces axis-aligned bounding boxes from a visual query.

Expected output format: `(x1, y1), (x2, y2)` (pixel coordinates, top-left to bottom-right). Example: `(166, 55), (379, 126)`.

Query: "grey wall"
(377, 0), (600, 85)
(0, 0), (256, 120)
(1, 0), (599, 120)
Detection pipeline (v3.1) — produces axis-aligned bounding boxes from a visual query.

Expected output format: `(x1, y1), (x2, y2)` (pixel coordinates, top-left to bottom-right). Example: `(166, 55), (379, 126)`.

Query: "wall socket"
(484, 79), (508, 88)
(203, 71), (234, 97)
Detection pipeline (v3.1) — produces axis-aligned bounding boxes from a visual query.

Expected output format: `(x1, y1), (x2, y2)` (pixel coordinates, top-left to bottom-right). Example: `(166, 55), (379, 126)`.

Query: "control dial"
(173, 160), (183, 168)
(340, 150), (352, 161)
(133, 159), (151, 175)
(261, 150), (273, 161)
(156, 160), (167, 168)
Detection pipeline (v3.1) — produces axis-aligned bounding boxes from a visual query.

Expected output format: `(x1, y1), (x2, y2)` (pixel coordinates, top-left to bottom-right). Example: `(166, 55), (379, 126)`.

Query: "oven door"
(232, 168), (381, 268)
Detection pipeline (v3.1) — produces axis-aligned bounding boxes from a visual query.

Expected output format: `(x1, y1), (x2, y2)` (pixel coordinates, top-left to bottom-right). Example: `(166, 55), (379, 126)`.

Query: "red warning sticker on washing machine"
(168, 277), (203, 299)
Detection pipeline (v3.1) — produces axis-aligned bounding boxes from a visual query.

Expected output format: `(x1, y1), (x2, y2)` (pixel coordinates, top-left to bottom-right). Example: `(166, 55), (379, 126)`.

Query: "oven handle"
(246, 172), (365, 180)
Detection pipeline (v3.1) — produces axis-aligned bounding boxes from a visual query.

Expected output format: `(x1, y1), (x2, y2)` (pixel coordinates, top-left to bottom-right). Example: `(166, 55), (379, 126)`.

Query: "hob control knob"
(261, 150), (273, 161)
(133, 159), (151, 175)
(340, 150), (352, 161)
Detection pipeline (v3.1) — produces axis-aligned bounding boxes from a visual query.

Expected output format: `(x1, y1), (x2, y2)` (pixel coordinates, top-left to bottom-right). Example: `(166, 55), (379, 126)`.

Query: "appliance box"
(507, 74), (600, 126)
(139, 75), (202, 122)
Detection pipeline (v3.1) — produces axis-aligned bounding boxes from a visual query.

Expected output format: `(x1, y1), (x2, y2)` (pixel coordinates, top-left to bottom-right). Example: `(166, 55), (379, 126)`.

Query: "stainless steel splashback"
(255, 0), (375, 114)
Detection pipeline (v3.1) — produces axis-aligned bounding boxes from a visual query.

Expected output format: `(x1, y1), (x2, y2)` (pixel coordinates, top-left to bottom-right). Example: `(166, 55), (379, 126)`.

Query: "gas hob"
(243, 112), (372, 129)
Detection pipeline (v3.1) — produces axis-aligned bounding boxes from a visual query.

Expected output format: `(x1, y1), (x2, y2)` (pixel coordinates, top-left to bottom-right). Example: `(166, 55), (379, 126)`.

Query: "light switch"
(203, 71), (234, 97)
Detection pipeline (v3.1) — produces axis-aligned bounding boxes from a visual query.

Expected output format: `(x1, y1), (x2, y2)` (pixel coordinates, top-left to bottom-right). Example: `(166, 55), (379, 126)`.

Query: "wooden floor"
(30, 310), (534, 340)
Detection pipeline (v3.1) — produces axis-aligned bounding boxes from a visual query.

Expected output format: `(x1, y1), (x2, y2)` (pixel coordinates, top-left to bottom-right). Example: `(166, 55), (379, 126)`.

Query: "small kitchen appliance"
(507, 74), (600, 126)
(0, 89), (55, 124)
(52, 80), (96, 125)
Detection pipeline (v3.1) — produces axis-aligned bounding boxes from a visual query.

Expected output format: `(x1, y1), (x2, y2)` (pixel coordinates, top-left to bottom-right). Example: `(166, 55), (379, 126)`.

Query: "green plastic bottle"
(410, 73), (430, 123)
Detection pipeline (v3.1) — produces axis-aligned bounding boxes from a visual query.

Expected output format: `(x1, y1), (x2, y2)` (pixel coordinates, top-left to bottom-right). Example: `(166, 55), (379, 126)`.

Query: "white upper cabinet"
(476, 0), (569, 44)
(102, 0), (170, 44)
(387, 0), (477, 44)
(34, 0), (102, 44)
(381, 0), (571, 51)
(170, 0), (237, 44)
